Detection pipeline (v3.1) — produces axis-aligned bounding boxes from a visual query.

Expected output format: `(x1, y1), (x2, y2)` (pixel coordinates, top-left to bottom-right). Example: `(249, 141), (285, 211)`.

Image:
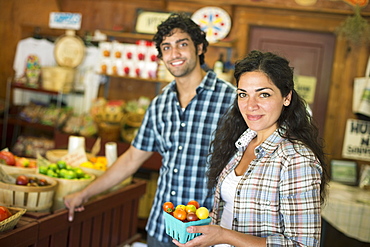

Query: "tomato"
(162, 202), (175, 213)
(187, 200), (200, 209)
(0, 206), (12, 222)
(16, 175), (29, 186)
(186, 212), (199, 221)
(196, 207), (209, 220)
(175, 204), (186, 211)
(173, 208), (187, 221)
(0, 151), (15, 166)
(185, 204), (196, 214)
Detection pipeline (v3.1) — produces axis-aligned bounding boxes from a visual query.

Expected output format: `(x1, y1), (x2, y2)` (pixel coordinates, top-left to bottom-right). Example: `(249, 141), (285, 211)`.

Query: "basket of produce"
(0, 206), (27, 232)
(0, 150), (37, 174)
(38, 160), (95, 210)
(0, 173), (57, 212)
(163, 201), (211, 244)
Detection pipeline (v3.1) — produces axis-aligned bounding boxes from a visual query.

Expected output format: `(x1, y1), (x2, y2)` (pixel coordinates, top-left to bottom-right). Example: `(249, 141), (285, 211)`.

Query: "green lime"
(83, 174), (91, 179)
(46, 169), (58, 178)
(39, 166), (48, 175)
(56, 160), (67, 169)
(74, 168), (85, 178)
(66, 165), (73, 170)
(59, 169), (68, 178)
(48, 163), (58, 171)
(65, 170), (76, 179)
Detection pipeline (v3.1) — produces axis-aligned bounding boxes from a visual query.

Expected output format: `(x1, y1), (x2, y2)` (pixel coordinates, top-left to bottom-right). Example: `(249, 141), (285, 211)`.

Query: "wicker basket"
(41, 66), (75, 93)
(0, 174), (57, 212)
(52, 174), (96, 211)
(0, 207), (27, 232)
(98, 122), (121, 142)
(0, 163), (36, 175)
(45, 149), (93, 163)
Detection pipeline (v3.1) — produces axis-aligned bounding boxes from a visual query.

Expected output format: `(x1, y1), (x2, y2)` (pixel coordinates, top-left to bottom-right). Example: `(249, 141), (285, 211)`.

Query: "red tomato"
(186, 212), (199, 221)
(187, 200), (200, 209)
(0, 151), (15, 166)
(173, 208), (187, 221)
(0, 206), (12, 222)
(162, 202), (175, 213)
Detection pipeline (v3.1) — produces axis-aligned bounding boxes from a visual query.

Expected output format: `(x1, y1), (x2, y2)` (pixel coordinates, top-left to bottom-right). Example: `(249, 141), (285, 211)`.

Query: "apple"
(0, 151), (16, 166)
(16, 175), (29, 186)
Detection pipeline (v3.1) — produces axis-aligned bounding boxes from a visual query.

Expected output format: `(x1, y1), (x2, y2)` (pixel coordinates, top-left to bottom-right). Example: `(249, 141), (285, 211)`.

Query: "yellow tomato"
(196, 207), (209, 220)
(175, 205), (186, 211)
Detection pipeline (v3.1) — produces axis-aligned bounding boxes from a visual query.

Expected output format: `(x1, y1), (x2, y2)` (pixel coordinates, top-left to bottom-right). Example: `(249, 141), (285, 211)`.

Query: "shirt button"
(237, 191), (240, 196)
(178, 146), (183, 150)
(181, 122), (186, 127)
(234, 218), (238, 223)
(174, 168), (178, 173)
(171, 191), (176, 196)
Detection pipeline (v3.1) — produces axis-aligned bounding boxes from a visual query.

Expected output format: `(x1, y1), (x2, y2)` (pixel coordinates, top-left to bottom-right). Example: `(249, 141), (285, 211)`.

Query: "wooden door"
(248, 26), (335, 138)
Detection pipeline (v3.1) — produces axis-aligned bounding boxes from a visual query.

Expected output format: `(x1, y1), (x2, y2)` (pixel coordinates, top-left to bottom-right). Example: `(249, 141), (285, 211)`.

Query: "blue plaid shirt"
(132, 71), (236, 242)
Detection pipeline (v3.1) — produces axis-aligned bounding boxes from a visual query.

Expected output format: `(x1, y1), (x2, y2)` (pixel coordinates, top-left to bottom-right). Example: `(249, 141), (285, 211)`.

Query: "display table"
(321, 181), (370, 243)
(0, 179), (146, 247)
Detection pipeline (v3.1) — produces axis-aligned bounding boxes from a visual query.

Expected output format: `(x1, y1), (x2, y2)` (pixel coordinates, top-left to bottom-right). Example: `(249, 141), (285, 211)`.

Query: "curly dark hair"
(153, 12), (208, 65)
(208, 50), (329, 204)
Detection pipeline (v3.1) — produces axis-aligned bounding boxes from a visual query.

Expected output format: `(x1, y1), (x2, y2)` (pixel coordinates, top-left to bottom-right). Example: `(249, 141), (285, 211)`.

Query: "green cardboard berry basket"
(163, 212), (211, 244)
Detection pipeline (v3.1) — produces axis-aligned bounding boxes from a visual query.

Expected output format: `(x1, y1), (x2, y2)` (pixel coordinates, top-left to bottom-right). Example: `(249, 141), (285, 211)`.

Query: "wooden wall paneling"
(170, 0), (370, 14)
(59, 0), (168, 32)
(325, 38), (370, 163)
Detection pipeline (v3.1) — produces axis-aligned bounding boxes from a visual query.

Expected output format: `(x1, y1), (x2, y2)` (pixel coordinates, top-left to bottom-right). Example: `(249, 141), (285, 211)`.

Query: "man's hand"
(64, 191), (88, 222)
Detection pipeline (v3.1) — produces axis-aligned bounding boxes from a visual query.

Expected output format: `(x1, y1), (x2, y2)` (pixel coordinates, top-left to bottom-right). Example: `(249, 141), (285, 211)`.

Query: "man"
(64, 13), (236, 246)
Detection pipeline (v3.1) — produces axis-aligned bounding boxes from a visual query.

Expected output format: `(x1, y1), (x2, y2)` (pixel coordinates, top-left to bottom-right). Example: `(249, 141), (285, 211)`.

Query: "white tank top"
(215, 170), (242, 247)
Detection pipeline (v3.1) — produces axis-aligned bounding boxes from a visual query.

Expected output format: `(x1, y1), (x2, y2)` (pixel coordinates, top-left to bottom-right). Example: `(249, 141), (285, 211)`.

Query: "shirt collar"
(235, 128), (285, 157)
(164, 70), (218, 93)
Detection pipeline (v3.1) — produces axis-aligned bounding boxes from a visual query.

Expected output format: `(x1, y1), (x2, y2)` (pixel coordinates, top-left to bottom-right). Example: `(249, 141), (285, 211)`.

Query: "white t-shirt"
(215, 169), (242, 247)
(13, 37), (56, 79)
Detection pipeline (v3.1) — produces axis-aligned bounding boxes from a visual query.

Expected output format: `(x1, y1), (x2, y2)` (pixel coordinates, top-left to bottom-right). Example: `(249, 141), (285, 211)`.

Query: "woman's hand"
(172, 225), (225, 247)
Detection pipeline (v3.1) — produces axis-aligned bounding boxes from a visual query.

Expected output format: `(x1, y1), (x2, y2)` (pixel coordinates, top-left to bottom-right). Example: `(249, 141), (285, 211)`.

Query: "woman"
(173, 50), (328, 247)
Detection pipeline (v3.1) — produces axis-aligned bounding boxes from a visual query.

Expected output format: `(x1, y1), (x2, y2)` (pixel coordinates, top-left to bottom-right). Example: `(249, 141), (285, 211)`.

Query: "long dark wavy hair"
(153, 12), (208, 65)
(207, 50), (329, 204)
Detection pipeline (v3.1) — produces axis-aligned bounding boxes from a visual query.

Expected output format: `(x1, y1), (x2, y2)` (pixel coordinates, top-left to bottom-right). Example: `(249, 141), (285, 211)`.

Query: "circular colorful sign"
(191, 7), (232, 43)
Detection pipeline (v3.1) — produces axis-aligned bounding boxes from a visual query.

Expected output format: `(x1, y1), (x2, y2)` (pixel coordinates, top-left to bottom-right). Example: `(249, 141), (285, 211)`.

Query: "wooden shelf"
(99, 74), (168, 84)
(101, 30), (235, 48)
(8, 117), (56, 132)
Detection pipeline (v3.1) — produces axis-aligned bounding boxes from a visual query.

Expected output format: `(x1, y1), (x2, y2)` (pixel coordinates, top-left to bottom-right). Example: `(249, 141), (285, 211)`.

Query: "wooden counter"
(0, 179), (146, 247)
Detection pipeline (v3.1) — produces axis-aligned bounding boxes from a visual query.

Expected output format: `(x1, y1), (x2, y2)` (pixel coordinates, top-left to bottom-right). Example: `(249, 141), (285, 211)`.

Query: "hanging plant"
(336, 5), (370, 45)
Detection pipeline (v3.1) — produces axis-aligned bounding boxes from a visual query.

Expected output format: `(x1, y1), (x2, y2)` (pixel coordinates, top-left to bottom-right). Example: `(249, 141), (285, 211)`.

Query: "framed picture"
(331, 159), (358, 185)
(134, 9), (172, 34)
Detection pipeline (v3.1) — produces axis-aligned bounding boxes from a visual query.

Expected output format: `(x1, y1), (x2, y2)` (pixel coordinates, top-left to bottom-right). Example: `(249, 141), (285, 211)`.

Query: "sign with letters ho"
(343, 118), (370, 161)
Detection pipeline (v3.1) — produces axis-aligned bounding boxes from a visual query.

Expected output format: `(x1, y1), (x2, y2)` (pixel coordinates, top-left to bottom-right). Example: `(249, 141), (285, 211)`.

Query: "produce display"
(163, 200), (211, 244)
(163, 200), (209, 222)
(39, 160), (92, 180)
(0, 206), (12, 222)
(80, 156), (107, 171)
(15, 175), (50, 186)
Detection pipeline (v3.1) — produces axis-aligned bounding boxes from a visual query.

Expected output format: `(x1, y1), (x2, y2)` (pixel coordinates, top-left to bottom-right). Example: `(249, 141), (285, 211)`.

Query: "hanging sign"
(295, 75), (317, 104)
(49, 12), (82, 30)
(135, 10), (171, 34)
(342, 118), (370, 161)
